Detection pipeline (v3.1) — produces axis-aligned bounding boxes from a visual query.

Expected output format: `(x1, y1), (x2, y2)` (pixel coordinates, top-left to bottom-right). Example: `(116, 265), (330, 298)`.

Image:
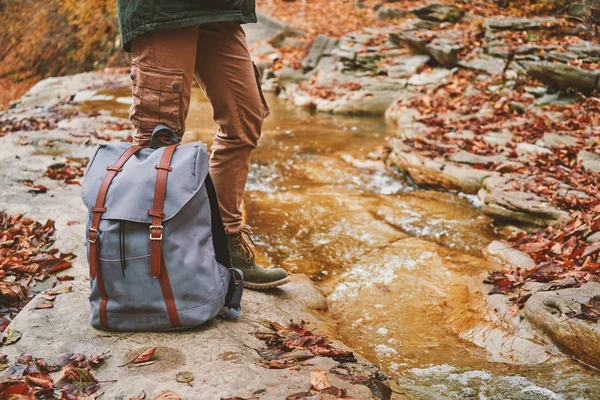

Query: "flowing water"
(82, 88), (600, 399)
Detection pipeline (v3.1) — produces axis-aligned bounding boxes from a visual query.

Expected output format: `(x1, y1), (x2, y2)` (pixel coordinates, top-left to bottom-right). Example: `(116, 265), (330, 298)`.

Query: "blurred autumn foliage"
(0, 0), (126, 109)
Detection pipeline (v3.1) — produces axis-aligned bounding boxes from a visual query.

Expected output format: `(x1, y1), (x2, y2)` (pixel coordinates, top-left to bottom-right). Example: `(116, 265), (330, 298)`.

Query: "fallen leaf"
(1, 329), (22, 345)
(311, 369), (331, 391)
(34, 301), (54, 310)
(47, 285), (73, 295)
(26, 372), (53, 388)
(176, 371), (194, 386)
(120, 347), (157, 367)
(154, 390), (181, 400)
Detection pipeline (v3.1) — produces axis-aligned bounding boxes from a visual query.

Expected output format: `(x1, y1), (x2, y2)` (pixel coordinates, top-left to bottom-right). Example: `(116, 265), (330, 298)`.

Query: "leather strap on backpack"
(148, 144), (182, 328)
(89, 145), (143, 328)
(148, 144), (177, 278)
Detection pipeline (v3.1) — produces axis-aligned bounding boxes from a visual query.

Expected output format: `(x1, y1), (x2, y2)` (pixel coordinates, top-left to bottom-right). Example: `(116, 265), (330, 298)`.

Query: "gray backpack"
(81, 126), (243, 331)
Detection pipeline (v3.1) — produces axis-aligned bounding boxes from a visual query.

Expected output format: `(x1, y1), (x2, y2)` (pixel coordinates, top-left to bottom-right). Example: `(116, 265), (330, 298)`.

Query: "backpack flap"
(81, 142), (209, 223)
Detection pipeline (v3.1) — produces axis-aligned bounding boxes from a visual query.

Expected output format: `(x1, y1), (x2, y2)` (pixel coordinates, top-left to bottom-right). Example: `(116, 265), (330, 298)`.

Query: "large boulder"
(388, 139), (497, 193)
(426, 38), (464, 67)
(411, 3), (465, 22)
(522, 61), (600, 90)
(524, 282), (600, 369)
(485, 17), (561, 31)
(375, 5), (408, 20)
(301, 34), (337, 71)
(478, 188), (570, 226)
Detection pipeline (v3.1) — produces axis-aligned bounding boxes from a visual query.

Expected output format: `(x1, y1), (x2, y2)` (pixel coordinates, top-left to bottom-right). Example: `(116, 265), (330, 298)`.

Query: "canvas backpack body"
(81, 126), (243, 331)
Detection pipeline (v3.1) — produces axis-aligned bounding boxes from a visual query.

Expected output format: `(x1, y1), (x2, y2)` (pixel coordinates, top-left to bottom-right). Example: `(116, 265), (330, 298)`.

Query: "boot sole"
(244, 277), (291, 290)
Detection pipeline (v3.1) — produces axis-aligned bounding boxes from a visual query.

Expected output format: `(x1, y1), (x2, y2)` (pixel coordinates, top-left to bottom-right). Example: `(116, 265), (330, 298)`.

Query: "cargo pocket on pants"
(129, 62), (185, 133)
(252, 62), (271, 119)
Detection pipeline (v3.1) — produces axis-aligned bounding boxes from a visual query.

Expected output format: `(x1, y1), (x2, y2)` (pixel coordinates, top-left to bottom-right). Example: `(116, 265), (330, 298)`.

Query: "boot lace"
(231, 225), (257, 262)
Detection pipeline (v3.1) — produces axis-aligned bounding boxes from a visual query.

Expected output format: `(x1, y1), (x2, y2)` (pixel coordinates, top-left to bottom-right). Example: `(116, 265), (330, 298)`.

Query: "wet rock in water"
(411, 3), (464, 22)
(521, 61), (600, 90)
(524, 282), (600, 369)
(388, 139), (497, 193)
(478, 188), (569, 226)
(485, 17), (561, 31)
(485, 240), (536, 271)
(277, 67), (308, 85)
(577, 150), (600, 173)
(302, 34), (337, 72)
(383, 54), (431, 78)
(15, 72), (129, 109)
(375, 5), (408, 20)
(426, 38), (464, 67)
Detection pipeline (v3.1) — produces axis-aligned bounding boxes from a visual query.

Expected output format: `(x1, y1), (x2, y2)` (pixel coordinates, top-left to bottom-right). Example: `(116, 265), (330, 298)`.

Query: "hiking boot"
(227, 226), (290, 289)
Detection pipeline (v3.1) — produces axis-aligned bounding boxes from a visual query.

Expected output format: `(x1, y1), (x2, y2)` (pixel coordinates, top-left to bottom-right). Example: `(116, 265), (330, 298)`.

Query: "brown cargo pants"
(128, 22), (269, 235)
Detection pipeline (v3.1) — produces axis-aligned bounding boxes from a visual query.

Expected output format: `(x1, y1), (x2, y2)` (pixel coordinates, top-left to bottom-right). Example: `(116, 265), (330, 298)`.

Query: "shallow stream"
(81, 88), (600, 399)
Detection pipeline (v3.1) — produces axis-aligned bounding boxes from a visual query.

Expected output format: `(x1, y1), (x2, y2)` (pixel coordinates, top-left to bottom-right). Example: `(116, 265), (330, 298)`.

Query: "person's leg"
(193, 22), (288, 289)
(129, 26), (199, 147)
(194, 21), (269, 235)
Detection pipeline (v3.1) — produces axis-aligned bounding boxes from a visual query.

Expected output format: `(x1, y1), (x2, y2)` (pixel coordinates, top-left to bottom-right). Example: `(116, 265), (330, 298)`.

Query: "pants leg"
(129, 26), (199, 147)
(193, 22), (269, 235)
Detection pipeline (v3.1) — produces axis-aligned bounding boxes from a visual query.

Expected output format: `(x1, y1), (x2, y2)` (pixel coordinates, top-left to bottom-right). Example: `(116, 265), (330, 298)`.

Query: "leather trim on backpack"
(89, 145), (143, 328)
(148, 145), (178, 278)
(158, 255), (181, 328)
(148, 144), (182, 328)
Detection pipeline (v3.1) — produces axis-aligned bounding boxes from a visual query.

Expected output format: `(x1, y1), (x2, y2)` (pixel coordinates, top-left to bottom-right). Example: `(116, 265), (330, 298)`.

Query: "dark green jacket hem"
(122, 11), (257, 52)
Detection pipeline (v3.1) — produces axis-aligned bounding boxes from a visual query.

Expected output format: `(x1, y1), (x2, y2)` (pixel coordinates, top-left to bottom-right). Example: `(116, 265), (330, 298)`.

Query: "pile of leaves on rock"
(0, 352), (104, 399)
(398, 68), (600, 317)
(0, 212), (73, 331)
(253, 320), (356, 369)
(250, 321), (392, 400)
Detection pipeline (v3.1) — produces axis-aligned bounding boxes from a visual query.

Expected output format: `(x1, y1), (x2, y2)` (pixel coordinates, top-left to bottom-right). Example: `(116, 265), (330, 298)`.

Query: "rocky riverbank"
(249, 3), (600, 372)
(0, 72), (394, 399)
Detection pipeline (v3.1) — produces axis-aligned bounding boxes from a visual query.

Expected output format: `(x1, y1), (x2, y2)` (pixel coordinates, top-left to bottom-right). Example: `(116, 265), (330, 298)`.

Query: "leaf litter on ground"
(0, 351), (106, 398)
(0, 212), (74, 332)
(253, 320), (356, 369)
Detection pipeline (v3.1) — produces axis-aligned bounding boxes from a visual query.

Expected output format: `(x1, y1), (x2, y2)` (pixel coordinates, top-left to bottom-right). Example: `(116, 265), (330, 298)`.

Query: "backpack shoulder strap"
(204, 173), (243, 319)
(88, 144), (143, 329)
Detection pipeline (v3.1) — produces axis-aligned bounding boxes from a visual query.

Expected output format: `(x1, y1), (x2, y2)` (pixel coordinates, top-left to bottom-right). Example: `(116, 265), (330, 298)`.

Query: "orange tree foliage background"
(0, 0), (126, 109)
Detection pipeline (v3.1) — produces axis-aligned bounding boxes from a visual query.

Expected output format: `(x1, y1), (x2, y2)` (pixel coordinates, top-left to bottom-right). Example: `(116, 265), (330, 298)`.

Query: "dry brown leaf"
(154, 390), (181, 400)
(120, 347), (157, 367)
(310, 368), (331, 391)
(26, 372), (53, 388)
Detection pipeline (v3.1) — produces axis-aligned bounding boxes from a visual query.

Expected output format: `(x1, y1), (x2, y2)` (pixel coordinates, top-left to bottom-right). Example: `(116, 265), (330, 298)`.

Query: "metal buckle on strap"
(149, 225), (163, 241)
(88, 228), (98, 244)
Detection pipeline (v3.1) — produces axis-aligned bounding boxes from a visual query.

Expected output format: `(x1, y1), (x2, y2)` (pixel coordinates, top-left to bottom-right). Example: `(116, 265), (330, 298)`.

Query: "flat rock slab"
(525, 282), (600, 369)
(1, 275), (380, 400)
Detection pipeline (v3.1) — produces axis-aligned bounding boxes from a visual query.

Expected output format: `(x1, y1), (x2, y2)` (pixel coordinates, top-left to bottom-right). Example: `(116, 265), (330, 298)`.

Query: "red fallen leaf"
(40, 257), (72, 274)
(57, 275), (75, 282)
(34, 302), (54, 310)
(26, 372), (53, 388)
(120, 347), (157, 367)
(0, 382), (34, 397)
(66, 221), (79, 226)
(27, 185), (48, 194)
(520, 242), (548, 253)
